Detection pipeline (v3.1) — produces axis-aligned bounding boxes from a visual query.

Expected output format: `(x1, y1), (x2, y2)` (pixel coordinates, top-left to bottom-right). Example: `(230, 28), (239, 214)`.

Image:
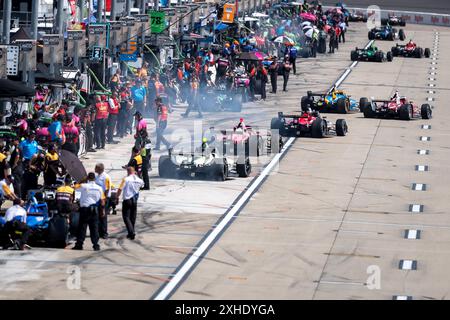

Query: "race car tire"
(359, 97), (370, 113)
(391, 46), (398, 56)
(158, 155), (177, 179)
(368, 31), (375, 40)
(363, 103), (376, 118)
(399, 29), (406, 41)
(375, 51), (384, 62)
(335, 119), (348, 136)
(336, 98), (349, 114)
(415, 48), (423, 58)
(424, 48), (431, 58)
(231, 94), (243, 112)
(311, 118), (326, 138)
(318, 38), (327, 54)
(381, 18), (388, 25)
(350, 50), (358, 61)
(236, 157), (251, 178)
(421, 104), (432, 119)
(47, 215), (69, 249)
(69, 212), (79, 237)
(270, 117), (281, 130)
(386, 51), (393, 62)
(388, 32), (395, 41)
(400, 21), (406, 27)
(210, 160), (227, 181)
(399, 104), (412, 120)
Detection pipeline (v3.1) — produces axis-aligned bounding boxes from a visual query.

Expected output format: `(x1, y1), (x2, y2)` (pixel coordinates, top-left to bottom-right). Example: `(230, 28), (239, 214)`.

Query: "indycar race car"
(368, 25), (405, 41)
(382, 15), (406, 26)
(351, 44), (393, 62)
(391, 41), (431, 58)
(359, 93), (432, 120)
(348, 11), (368, 22)
(270, 111), (348, 138)
(301, 87), (358, 114)
(199, 81), (243, 112)
(0, 190), (71, 249)
(158, 120), (265, 181)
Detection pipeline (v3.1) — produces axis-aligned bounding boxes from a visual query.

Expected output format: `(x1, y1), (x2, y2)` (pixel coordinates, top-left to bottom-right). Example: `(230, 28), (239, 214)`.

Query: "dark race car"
(351, 44), (393, 62)
(382, 15), (406, 26)
(301, 86), (358, 114)
(391, 41), (431, 58)
(270, 111), (348, 138)
(359, 92), (432, 120)
(348, 10), (367, 22)
(368, 25), (405, 41)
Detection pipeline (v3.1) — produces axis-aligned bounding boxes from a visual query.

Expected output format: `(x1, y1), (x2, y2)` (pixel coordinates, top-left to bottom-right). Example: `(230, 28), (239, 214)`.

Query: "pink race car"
(360, 91), (432, 120)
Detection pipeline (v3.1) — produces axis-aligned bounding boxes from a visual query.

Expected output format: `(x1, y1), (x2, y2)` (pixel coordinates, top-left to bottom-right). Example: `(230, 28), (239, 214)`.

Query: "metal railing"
(0, 10), (54, 28)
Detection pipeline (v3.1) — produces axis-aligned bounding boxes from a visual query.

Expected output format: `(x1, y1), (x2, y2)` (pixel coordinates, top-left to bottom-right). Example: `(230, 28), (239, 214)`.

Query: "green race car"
(351, 44), (393, 63)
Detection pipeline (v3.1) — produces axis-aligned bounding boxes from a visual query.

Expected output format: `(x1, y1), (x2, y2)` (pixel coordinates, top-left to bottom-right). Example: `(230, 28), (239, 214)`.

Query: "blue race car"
(0, 190), (71, 249)
(301, 86), (359, 114)
(368, 25), (405, 41)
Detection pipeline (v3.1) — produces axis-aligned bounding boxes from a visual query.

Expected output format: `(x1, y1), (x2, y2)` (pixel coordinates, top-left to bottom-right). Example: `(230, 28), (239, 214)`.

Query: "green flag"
(150, 11), (166, 34)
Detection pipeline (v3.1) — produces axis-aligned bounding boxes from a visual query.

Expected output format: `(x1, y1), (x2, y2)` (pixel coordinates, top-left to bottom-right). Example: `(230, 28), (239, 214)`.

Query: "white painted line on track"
(399, 260), (417, 270)
(412, 183), (426, 191)
(415, 165), (428, 172)
(393, 295), (413, 300)
(405, 230), (421, 240)
(409, 204), (424, 213)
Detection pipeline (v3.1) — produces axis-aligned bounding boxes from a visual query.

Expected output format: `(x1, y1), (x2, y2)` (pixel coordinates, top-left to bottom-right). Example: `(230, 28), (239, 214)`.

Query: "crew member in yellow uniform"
(125, 146), (143, 178)
(0, 175), (19, 209)
(56, 175), (78, 236)
(95, 163), (112, 239)
(44, 144), (62, 186)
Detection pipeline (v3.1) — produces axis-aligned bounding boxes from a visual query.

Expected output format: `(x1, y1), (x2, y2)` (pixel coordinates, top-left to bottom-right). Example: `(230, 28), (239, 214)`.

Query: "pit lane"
(0, 22), (367, 299)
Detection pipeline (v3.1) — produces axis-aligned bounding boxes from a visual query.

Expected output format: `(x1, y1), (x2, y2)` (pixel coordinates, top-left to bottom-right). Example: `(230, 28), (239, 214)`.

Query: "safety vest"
(155, 81), (165, 96)
(63, 124), (79, 144)
(108, 98), (120, 115)
(56, 185), (74, 203)
(133, 155), (143, 175)
(158, 105), (168, 122)
(95, 102), (109, 120)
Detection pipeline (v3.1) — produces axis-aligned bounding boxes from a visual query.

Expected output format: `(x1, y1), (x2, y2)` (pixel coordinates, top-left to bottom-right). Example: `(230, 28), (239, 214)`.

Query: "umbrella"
(235, 51), (263, 61)
(300, 12), (317, 22)
(271, 35), (294, 45)
(0, 79), (35, 99)
(252, 12), (269, 18)
(301, 21), (313, 29)
(59, 149), (87, 182)
(254, 52), (265, 60)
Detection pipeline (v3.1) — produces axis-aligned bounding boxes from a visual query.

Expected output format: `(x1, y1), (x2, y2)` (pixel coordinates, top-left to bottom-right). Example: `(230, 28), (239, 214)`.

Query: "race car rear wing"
(307, 91), (326, 97)
(371, 99), (391, 103)
(278, 112), (302, 118)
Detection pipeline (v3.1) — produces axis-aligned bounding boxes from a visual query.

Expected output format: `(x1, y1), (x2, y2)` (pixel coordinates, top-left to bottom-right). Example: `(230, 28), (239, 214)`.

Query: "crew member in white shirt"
(117, 166), (144, 240)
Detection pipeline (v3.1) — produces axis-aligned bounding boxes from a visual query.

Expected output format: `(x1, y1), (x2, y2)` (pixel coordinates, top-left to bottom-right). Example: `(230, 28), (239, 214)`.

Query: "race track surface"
(1, 21), (449, 300)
